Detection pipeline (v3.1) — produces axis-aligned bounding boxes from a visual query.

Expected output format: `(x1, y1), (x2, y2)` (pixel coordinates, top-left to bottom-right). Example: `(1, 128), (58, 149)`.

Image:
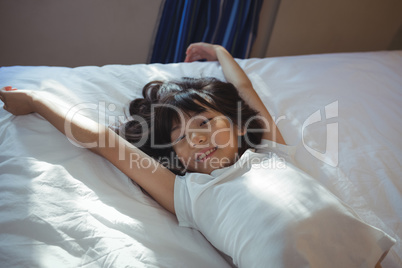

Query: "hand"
(0, 86), (36, 116)
(184, 42), (221, 62)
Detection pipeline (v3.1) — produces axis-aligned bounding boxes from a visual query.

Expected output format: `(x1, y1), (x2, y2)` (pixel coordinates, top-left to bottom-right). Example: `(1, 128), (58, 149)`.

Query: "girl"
(0, 43), (394, 267)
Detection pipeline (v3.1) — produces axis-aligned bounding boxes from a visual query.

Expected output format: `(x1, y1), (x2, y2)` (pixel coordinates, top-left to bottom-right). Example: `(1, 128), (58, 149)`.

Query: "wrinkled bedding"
(0, 51), (401, 267)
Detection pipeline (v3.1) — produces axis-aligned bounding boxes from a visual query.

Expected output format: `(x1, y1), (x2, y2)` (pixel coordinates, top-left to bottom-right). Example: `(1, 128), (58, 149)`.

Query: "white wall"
(2, 0), (401, 66)
(251, 0), (402, 58)
(0, 0), (163, 67)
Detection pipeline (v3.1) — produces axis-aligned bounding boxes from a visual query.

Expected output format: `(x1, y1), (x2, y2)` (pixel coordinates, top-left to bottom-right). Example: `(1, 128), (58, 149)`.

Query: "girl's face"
(170, 108), (243, 174)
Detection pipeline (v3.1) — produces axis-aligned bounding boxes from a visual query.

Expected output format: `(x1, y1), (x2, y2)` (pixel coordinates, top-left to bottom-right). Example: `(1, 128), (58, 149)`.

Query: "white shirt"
(174, 140), (395, 268)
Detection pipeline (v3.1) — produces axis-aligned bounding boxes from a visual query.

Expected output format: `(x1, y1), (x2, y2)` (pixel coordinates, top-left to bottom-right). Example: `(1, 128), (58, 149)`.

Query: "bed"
(0, 50), (401, 267)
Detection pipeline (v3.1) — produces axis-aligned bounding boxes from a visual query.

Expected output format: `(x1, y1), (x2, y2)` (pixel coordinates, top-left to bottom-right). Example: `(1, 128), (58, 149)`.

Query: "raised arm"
(0, 87), (176, 214)
(185, 43), (286, 145)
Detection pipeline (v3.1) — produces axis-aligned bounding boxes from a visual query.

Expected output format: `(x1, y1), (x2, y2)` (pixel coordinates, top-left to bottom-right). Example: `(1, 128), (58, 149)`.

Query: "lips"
(196, 147), (218, 161)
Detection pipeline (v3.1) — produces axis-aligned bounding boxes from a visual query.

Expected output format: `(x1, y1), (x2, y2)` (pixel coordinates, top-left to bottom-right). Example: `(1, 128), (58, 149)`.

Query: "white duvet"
(0, 51), (401, 267)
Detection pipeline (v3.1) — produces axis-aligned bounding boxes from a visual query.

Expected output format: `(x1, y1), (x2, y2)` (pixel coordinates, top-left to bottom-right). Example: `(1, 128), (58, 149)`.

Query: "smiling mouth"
(196, 147), (218, 161)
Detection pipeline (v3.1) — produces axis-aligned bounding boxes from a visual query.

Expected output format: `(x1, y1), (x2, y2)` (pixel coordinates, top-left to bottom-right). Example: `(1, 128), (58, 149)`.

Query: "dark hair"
(116, 77), (263, 175)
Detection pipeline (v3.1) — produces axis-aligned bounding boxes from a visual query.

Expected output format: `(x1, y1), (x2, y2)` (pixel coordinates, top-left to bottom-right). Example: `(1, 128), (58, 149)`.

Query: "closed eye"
(174, 134), (186, 143)
(200, 118), (213, 126)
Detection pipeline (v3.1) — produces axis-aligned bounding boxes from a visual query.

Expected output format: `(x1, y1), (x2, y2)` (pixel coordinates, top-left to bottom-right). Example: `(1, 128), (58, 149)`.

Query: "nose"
(190, 132), (207, 146)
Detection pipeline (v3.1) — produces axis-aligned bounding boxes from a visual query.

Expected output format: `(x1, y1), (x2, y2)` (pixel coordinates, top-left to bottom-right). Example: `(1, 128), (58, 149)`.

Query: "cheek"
(211, 128), (237, 147)
(173, 143), (189, 159)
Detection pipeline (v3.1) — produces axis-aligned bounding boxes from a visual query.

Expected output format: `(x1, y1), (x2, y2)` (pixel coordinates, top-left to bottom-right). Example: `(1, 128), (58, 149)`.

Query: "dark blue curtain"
(150, 0), (263, 64)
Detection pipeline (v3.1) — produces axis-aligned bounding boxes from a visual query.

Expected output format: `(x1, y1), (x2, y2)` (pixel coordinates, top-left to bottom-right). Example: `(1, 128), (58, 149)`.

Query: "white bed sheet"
(0, 50), (401, 267)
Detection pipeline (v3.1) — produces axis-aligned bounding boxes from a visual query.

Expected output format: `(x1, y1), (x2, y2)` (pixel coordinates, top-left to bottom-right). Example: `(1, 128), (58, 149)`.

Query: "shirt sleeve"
(174, 175), (196, 229)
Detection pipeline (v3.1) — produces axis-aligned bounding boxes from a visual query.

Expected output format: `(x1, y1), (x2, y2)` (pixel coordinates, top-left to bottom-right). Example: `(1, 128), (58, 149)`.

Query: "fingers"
(185, 46), (209, 62)
(185, 43), (219, 63)
(185, 42), (204, 54)
(184, 45), (199, 62)
(1, 86), (16, 100)
(0, 89), (5, 103)
(1, 86), (18, 96)
(0, 86), (18, 111)
(2, 86), (17, 91)
(0, 94), (6, 110)
(184, 52), (201, 63)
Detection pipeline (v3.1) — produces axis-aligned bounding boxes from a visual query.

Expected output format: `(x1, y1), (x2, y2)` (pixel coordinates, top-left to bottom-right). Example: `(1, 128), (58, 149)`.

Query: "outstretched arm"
(185, 43), (286, 145)
(0, 87), (176, 214)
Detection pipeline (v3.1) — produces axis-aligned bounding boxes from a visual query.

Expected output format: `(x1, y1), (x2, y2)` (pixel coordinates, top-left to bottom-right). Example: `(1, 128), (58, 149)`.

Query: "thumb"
(3, 86), (18, 91)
